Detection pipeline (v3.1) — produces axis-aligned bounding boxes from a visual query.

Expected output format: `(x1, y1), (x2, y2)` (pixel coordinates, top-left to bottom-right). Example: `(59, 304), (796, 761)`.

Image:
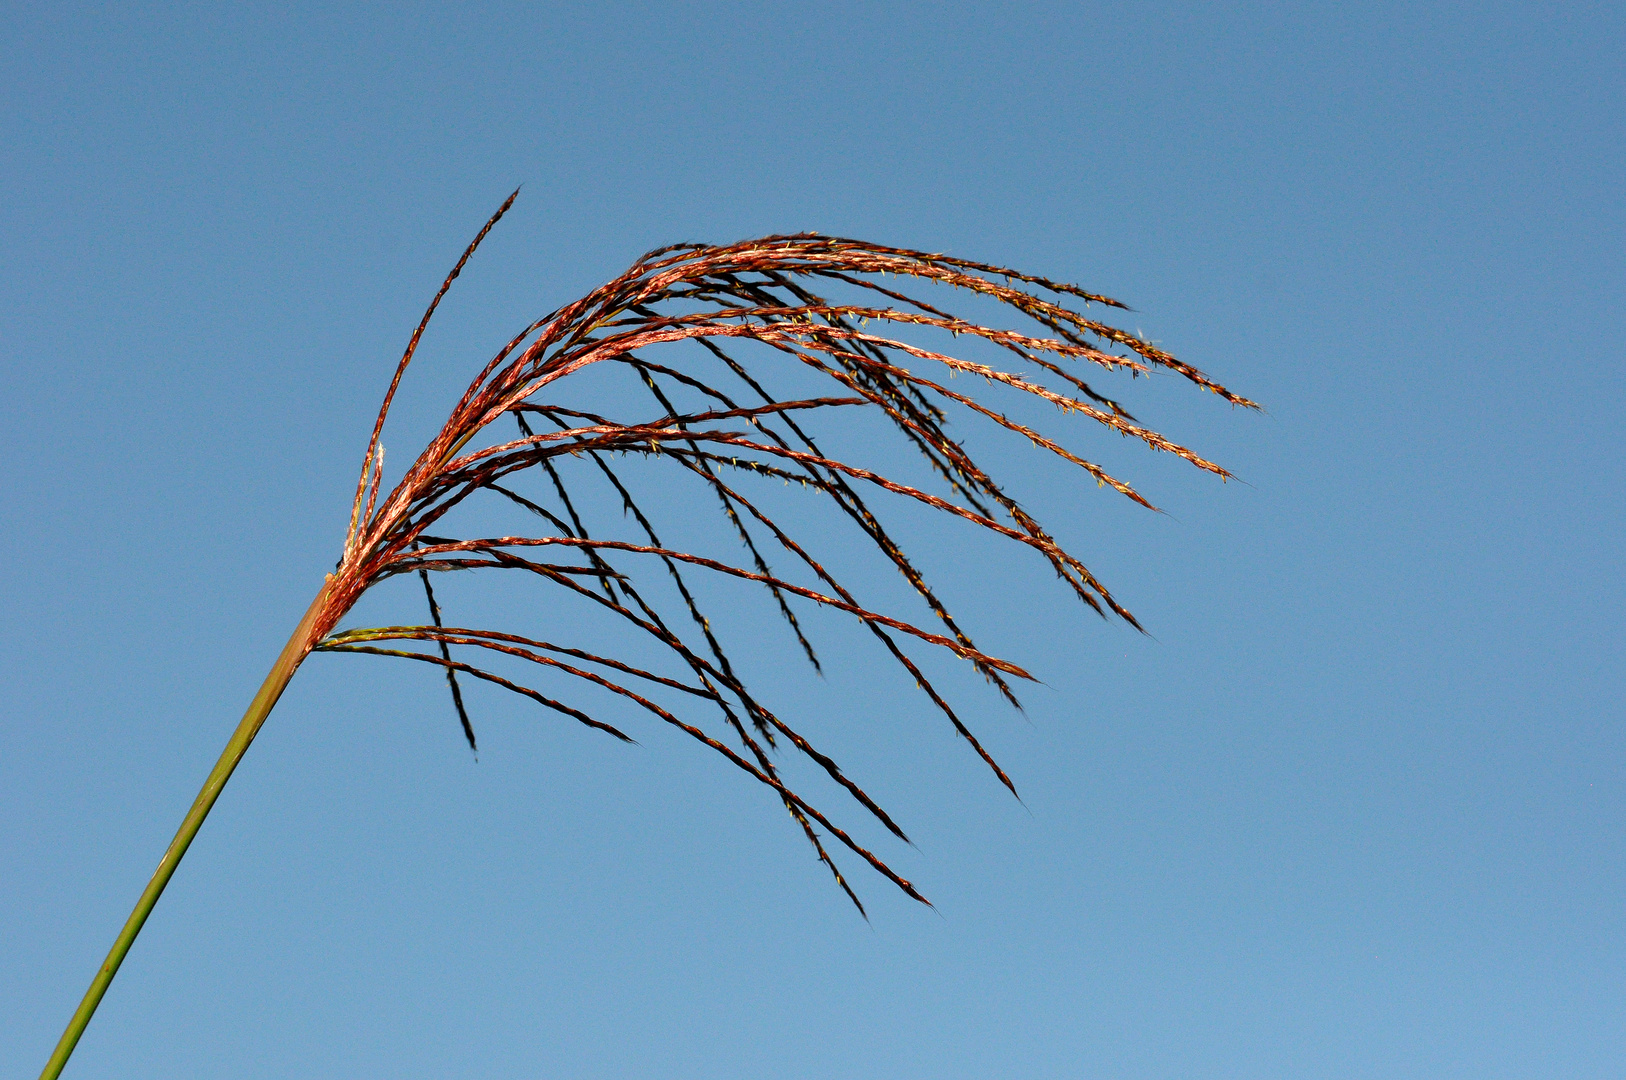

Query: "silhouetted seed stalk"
(41, 190), (1256, 1079)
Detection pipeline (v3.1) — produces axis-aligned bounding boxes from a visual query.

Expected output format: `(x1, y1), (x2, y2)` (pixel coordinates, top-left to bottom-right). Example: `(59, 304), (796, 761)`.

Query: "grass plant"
(41, 191), (1255, 1078)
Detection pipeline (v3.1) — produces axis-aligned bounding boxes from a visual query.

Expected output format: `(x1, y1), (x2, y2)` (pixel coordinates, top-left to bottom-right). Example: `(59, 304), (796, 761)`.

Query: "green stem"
(40, 580), (335, 1080)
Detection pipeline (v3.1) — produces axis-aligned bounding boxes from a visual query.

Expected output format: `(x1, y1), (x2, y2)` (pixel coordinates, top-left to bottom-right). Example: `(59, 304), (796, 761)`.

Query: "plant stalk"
(40, 579), (335, 1080)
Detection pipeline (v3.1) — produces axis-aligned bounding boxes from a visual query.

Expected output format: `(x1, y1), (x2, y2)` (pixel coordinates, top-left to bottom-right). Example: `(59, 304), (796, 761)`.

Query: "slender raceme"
(41, 190), (1254, 1077)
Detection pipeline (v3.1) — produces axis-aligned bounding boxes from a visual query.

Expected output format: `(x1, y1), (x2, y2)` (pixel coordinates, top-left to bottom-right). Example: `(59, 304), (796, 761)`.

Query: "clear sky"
(4, 3), (1622, 1077)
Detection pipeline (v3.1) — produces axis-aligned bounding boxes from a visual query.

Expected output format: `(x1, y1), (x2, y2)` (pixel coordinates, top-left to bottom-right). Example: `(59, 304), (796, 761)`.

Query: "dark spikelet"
(313, 193), (1252, 913)
(317, 644), (634, 743)
(416, 562), (477, 752)
(628, 358), (823, 673)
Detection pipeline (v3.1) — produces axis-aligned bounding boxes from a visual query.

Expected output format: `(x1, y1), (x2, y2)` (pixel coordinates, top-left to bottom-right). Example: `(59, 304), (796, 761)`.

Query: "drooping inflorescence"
(312, 190), (1257, 913)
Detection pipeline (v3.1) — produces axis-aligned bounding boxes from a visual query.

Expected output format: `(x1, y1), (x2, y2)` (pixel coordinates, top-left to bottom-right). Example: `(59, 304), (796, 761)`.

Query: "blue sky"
(4, 3), (1622, 1077)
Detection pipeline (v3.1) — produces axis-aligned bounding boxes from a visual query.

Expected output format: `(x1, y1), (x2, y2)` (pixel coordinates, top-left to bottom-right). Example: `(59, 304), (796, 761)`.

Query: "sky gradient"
(5, 4), (1623, 1077)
